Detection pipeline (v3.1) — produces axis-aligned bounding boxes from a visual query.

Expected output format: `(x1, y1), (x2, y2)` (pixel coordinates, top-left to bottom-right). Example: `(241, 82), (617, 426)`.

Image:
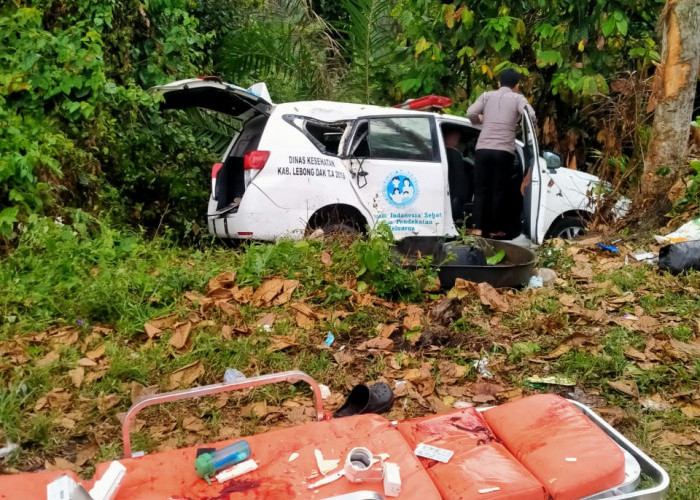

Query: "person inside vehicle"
(466, 68), (536, 238)
(444, 127), (472, 223)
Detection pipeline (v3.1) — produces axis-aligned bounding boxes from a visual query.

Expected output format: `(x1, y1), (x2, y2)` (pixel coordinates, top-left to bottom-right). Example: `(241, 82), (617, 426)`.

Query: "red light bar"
(394, 95), (452, 110)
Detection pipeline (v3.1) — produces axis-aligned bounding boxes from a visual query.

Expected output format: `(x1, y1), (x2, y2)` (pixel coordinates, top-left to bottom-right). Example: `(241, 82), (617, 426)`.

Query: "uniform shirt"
(466, 86), (536, 154)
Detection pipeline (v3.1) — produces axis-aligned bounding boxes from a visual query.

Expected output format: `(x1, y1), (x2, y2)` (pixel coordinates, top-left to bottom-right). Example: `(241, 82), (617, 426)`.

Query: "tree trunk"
(639, 0), (700, 206)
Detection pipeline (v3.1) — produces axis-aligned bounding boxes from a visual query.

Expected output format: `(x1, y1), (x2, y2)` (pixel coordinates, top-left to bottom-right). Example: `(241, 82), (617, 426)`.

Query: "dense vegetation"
(2, 0), (674, 243)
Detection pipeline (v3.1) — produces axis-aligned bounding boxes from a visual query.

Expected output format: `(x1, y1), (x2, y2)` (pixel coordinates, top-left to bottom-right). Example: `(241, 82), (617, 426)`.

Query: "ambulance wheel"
(546, 216), (586, 240)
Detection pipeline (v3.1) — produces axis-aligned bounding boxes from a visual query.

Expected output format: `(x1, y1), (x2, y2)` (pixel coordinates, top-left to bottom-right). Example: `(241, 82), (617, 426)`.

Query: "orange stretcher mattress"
(0, 414), (441, 500)
(396, 408), (547, 500)
(483, 394), (626, 500)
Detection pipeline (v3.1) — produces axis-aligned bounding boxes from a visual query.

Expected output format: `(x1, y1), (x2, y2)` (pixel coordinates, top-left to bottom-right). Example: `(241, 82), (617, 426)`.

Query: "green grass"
(1, 216), (698, 497)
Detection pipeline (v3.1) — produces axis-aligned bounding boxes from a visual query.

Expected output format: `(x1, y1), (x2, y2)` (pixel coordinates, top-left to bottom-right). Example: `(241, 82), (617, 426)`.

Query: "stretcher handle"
(121, 370), (324, 457)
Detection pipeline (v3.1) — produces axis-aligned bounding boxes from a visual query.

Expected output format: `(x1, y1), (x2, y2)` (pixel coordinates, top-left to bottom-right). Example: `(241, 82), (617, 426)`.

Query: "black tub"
(395, 236), (536, 289)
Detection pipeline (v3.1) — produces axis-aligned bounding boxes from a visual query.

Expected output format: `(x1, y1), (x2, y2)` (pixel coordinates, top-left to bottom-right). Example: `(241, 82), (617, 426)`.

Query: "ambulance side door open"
(343, 115), (448, 238)
(520, 113), (544, 243)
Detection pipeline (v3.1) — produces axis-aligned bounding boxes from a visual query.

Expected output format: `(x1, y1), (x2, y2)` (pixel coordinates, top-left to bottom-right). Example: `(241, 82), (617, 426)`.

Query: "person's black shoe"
(333, 382), (394, 418)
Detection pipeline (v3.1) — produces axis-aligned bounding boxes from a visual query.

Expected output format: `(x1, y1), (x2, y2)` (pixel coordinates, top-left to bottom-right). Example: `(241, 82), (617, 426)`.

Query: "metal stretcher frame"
(120, 370), (324, 457)
(119, 371), (669, 500)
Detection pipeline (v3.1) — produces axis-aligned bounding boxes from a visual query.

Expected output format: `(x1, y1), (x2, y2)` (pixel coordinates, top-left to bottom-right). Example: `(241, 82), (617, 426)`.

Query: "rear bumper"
(207, 184), (305, 241)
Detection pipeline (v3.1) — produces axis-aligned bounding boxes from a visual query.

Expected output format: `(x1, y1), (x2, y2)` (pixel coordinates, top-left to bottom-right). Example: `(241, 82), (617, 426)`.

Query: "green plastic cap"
(194, 452), (215, 484)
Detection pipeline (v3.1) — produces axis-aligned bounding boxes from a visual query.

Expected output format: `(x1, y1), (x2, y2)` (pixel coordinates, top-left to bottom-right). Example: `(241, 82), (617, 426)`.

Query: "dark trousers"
(473, 149), (515, 235)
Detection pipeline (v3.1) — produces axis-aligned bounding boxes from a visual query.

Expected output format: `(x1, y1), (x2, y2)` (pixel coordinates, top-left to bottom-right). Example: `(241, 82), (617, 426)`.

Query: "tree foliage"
(0, 0), (672, 242)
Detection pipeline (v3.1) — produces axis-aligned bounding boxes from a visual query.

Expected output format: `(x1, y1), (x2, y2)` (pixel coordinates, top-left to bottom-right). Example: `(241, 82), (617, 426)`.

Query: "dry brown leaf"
(376, 323), (398, 338)
(571, 266), (594, 280)
(357, 337), (394, 351)
(608, 380), (639, 397)
(144, 323), (162, 339)
(167, 360), (205, 390)
(51, 328), (79, 346)
(333, 351), (355, 366)
(75, 443), (99, 466)
(256, 312), (276, 328)
(291, 302), (316, 317)
(296, 312), (315, 329)
(659, 431), (696, 446)
(144, 313), (178, 338)
(559, 295), (577, 307)
(68, 367), (85, 388)
(273, 280), (300, 305)
(267, 335), (298, 352)
(542, 344), (571, 360)
(182, 416), (205, 432)
(472, 394), (496, 403)
(77, 357), (98, 367)
(232, 286), (254, 304)
(497, 387), (523, 401)
(45, 457), (80, 474)
(623, 347), (648, 362)
(217, 301), (239, 316)
(438, 360), (467, 383)
(130, 382), (158, 404)
(207, 271), (237, 292)
(45, 388), (71, 409)
(402, 305), (423, 330)
(37, 350), (60, 367)
(669, 338), (700, 358)
(477, 282), (510, 313)
(253, 278), (285, 305)
(321, 251), (332, 267)
(241, 401), (268, 418)
(97, 394), (121, 412)
(86, 344), (106, 360)
(471, 381), (504, 397)
(169, 322), (192, 350)
(595, 406), (629, 427)
(57, 417), (76, 430)
(447, 278), (478, 299)
(221, 325), (233, 340)
(680, 405), (700, 419)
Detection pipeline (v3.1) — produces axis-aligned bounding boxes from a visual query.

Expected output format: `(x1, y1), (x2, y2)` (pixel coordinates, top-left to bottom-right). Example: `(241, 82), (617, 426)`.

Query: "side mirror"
(543, 151), (562, 169)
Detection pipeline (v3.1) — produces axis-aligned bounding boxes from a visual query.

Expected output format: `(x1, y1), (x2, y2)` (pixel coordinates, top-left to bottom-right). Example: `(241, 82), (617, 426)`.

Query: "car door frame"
(341, 113), (449, 235)
(520, 112), (545, 243)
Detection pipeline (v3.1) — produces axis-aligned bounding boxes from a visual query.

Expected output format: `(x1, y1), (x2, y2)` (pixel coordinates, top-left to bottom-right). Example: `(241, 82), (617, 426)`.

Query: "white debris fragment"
(319, 384), (331, 400)
(314, 449), (340, 476)
(216, 459), (258, 483)
(288, 452), (300, 462)
(0, 442), (19, 459)
(478, 487), (501, 494)
(453, 401), (474, 409)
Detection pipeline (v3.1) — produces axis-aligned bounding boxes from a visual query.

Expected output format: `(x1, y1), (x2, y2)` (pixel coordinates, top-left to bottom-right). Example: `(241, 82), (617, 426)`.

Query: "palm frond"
(342, 0), (396, 102)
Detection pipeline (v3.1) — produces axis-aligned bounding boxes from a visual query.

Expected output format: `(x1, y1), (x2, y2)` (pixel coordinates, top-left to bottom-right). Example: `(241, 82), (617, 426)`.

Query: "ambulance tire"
(546, 216), (586, 240)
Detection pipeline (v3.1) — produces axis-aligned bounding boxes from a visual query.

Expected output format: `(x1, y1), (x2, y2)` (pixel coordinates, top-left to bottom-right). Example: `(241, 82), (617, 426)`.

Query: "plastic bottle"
(194, 440), (251, 484)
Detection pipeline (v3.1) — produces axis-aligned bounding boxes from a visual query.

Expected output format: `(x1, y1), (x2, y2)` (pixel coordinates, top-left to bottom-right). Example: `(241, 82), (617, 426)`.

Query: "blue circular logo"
(385, 173), (418, 207)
